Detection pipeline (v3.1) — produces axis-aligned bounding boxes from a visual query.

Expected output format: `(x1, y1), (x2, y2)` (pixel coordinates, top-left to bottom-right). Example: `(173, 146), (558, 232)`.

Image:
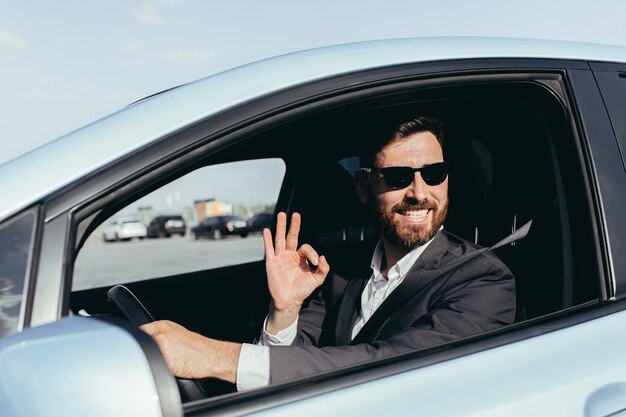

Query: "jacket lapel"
(350, 231), (452, 344)
(334, 274), (367, 345)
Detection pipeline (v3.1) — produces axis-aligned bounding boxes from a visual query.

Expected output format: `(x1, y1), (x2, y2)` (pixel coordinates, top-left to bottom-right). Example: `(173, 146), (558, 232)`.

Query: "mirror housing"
(0, 316), (182, 417)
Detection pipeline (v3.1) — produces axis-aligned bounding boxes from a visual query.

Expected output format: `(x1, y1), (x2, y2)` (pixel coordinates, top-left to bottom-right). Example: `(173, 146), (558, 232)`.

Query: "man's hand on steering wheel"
(140, 320), (241, 382)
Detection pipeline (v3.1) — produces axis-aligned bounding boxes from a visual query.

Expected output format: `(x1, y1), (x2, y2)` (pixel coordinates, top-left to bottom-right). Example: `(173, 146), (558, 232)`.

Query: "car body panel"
(245, 308), (626, 417)
(2, 37), (626, 222)
(103, 218), (148, 241)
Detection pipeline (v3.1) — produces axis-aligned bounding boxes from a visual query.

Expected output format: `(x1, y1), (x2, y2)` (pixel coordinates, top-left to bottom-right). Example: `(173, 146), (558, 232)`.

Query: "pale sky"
(2, 0), (626, 166)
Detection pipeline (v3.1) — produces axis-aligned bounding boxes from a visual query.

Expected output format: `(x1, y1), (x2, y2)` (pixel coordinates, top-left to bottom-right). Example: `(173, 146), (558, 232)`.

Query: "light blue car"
(1, 37), (626, 417)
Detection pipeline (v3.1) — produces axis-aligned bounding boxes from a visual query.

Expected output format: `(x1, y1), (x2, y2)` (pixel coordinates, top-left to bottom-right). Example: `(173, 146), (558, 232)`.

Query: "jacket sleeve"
(290, 288), (327, 345)
(269, 257), (515, 384)
(289, 271), (351, 346)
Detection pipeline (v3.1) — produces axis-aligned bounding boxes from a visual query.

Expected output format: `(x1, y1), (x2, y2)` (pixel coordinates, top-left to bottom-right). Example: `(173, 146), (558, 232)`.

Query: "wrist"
(206, 339), (241, 383)
(266, 303), (300, 335)
(270, 301), (301, 315)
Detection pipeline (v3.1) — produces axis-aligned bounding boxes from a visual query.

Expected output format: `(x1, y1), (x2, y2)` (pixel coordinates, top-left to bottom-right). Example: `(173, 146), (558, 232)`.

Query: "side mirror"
(0, 316), (182, 417)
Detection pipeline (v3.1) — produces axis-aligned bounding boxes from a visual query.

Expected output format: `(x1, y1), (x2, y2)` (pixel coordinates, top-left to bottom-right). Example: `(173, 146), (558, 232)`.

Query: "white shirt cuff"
(259, 315), (298, 345)
(236, 343), (270, 391)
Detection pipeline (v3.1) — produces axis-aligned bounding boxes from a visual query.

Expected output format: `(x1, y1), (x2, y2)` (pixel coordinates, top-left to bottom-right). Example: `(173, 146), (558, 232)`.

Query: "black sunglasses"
(360, 162), (448, 189)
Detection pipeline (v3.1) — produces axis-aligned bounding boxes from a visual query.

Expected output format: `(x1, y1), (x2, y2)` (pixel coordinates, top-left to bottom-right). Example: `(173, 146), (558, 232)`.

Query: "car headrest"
(467, 138), (494, 206)
(290, 160), (369, 245)
(445, 137), (494, 242)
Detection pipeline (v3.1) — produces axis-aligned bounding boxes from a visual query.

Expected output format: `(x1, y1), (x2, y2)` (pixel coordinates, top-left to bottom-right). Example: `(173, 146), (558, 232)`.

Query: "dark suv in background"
(191, 215), (249, 239)
(146, 215), (186, 238)
(246, 212), (273, 233)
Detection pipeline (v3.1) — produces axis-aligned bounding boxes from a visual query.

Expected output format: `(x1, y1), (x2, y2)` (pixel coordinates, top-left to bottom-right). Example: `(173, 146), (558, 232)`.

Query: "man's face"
(360, 131), (449, 249)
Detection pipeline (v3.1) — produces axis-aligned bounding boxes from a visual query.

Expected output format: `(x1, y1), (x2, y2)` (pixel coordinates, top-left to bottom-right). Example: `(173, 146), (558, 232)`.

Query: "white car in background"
(0, 37), (625, 417)
(102, 218), (148, 242)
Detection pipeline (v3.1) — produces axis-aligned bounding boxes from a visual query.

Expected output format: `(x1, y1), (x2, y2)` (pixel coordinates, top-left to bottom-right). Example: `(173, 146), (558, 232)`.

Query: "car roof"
(2, 36), (626, 222)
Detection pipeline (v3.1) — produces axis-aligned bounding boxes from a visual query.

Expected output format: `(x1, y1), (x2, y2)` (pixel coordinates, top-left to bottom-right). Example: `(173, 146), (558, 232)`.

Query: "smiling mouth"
(396, 208), (431, 222)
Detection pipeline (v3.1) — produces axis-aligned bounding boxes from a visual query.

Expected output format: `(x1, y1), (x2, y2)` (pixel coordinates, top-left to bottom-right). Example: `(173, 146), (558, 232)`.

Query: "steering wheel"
(107, 285), (207, 402)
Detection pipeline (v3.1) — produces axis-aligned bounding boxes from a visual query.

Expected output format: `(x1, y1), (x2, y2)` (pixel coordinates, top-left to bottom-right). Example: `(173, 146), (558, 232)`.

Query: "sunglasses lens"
(421, 163), (448, 186)
(381, 167), (414, 189)
(376, 163), (447, 189)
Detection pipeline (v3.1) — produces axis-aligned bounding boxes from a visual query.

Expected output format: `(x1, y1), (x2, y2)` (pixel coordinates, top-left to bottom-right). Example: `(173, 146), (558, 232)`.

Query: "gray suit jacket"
(268, 229), (516, 384)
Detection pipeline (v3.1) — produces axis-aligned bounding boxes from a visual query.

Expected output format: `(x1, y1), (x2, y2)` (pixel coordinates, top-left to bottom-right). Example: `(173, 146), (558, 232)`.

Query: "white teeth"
(402, 209), (428, 217)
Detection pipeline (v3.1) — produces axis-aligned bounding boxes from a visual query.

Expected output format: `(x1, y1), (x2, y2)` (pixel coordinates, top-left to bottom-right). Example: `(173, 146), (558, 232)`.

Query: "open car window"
(73, 159), (285, 291)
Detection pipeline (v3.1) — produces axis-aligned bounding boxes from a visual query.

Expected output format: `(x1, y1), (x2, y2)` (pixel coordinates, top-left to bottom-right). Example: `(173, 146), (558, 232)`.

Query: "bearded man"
(142, 116), (517, 391)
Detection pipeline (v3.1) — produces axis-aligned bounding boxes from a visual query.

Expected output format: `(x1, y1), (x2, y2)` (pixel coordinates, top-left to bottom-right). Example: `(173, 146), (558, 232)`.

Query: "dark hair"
(361, 116), (445, 167)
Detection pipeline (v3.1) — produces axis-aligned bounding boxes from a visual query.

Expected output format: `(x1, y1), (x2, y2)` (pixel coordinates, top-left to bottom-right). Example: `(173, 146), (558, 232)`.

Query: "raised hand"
(263, 212), (330, 334)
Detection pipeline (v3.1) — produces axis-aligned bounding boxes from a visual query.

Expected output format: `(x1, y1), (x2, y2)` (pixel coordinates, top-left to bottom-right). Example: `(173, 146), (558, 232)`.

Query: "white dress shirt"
(236, 233), (438, 391)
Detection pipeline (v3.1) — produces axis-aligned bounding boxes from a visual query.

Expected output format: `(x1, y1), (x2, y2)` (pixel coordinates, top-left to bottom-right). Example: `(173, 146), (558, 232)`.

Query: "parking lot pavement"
(73, 235), (264, 291)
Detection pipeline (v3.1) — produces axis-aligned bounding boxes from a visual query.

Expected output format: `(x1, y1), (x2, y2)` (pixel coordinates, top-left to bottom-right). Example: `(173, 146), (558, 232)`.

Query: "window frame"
(568, 65), (626, 296)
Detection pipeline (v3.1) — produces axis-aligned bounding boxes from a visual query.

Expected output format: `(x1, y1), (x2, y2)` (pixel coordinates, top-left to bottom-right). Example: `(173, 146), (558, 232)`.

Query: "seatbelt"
(350, 220), (532, 345)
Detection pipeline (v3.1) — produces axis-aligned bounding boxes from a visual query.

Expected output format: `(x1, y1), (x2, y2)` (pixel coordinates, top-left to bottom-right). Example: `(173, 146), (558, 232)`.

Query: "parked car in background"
(102, 218), (147, 242)
(1, 38), (626, 417)
(246, 211), (273, 233)
(191, 215), (249, 239)
(147, 215), (186, 238)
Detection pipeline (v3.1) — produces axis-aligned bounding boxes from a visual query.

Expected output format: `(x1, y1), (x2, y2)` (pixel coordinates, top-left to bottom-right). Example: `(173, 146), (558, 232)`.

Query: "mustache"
(392, 200), (437, 213)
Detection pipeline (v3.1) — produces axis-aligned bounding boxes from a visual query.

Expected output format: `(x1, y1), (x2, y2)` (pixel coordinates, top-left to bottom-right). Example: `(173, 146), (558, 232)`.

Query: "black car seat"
(448, 136), (565, 320)
(288, 158), (376, 269)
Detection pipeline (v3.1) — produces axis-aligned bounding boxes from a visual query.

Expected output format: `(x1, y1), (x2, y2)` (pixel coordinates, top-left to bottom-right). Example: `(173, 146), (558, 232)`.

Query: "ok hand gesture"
(263, 212), (330, 333)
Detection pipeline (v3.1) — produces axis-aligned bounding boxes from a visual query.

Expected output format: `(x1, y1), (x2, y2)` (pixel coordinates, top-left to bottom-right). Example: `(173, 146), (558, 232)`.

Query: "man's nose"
(405, 172), (429, 200)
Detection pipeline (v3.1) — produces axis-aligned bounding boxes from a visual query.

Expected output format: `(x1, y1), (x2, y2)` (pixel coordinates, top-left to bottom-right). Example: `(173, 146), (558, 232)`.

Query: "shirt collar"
(370, 227), (442, 281)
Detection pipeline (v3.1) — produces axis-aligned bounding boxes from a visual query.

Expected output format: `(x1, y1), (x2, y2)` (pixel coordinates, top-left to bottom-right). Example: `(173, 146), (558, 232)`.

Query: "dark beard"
(374, 198), (448, 250)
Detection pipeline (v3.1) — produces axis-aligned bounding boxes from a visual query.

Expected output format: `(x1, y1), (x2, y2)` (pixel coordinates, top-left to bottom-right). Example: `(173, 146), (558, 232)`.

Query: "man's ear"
(354, 172), (371, 205)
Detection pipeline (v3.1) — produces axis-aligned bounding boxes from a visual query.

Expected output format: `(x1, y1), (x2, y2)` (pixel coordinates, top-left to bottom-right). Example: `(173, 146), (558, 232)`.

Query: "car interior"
(69, 77), (604, 398)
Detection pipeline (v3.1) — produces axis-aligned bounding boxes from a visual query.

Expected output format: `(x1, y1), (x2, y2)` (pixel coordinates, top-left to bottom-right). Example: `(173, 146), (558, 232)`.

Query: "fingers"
(139, 322), (155, 336)
(272, 212), (301, 253)
(297, 243), (319, 266)
(314, 255), (330, 280)
(274, 212), (287, 252)
(262, 228), (275, 259)
(286, 212), (300, 251)
(140, 320), (178, 338)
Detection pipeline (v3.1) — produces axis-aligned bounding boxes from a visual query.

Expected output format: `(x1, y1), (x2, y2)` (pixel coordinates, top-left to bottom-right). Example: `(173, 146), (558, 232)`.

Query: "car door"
(176, 59), (625, 416)
(4, 39), (626, 416)
(219, 60), (626, 417)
